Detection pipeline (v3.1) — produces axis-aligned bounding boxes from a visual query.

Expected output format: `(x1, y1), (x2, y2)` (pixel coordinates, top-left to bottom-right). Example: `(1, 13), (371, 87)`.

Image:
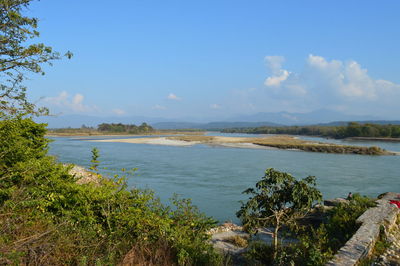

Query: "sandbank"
(87, 137), (198, 146)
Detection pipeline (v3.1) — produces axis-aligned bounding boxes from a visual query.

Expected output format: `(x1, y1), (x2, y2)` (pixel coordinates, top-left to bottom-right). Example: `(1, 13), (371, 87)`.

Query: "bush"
(240, 175), (376, 266)
(0, 118), (222, 265)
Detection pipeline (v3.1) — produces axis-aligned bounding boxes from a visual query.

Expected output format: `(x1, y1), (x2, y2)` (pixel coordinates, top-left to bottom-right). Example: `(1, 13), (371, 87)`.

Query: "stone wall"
(326, 192), (400, 266)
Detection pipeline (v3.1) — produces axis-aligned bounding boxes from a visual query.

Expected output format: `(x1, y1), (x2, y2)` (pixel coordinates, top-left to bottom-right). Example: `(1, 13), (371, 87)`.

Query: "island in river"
(86, 135), (396, 155)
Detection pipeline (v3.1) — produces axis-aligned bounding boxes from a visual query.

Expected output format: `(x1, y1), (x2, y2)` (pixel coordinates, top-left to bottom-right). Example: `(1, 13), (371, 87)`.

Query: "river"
(48, 133), (400, 223)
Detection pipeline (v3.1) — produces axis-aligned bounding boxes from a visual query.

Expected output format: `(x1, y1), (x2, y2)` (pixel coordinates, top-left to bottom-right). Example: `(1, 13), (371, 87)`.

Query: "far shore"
(344, 137), (400, 142)
(46, 130), (205, 137)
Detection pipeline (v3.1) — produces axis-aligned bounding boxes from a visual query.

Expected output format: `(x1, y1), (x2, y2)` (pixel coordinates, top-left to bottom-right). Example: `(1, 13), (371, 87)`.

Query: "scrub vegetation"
(222, 122), (400, 140)
(238, 169), (377, 265)
(0, 118), (223, 265)
(0, 1), (221, 264)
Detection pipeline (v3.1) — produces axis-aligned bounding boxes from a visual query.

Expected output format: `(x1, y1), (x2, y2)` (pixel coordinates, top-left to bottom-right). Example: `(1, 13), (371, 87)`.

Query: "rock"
(67, 164), (100, 185)
(323, 198), (348, 207)
(327, 192), (400, 266)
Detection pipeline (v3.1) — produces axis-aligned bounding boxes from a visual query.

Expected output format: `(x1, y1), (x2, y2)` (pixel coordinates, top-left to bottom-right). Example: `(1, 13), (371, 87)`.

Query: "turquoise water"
(48, 135), (400, 223)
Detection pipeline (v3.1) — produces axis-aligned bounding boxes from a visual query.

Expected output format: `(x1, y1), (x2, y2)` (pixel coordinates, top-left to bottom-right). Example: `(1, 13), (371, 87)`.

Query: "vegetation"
(222, 122), (400, 139)
(237, 168), (322, 259)
(237, 169), (377, 265)
(47, 123), (155, 135)
(0, 118), (222, 265)
(46, 126), (206, 136)
(0, 0), (71, 117)
(98, 122), (154, 133)
(0, 2), (222, 265)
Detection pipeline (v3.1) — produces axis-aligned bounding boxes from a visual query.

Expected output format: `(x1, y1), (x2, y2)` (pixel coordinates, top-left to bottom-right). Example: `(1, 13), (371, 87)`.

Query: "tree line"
(222, 122), (400, 139)
(97, 122), (154, 133)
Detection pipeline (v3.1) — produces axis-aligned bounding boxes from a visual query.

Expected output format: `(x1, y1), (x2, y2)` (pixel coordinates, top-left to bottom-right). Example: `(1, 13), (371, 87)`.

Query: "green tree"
(237, 168), (322, 259)
(90, 147), (99, 172)
(0, 0), (71, 117)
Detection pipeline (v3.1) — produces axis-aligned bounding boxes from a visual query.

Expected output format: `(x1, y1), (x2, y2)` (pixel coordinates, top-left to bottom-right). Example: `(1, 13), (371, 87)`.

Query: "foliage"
(321, 193), (376, 250)
(90, 147), (99, 172)
(288, 194), (376, 265)
(0, 1), (222, 264)
(222, 122), (400, 139)
(97, 122), (154, 134)
(237, 168), (322, 257)
(0, 0), (71, 117)
(0, 118), (222, 265)
(239, 170), (376, 265)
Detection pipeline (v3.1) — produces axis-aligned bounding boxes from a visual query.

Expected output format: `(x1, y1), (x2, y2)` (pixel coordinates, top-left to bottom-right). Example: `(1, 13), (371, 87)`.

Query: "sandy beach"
(86, 136), (277, 149)
(87, 137), (199, 146)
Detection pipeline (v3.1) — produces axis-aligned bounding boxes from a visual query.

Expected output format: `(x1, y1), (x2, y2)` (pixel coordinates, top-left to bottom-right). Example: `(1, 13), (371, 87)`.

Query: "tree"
(90, 147), (99, 172)
(236, 168), (322, 259)
(0, 0), (71, 117)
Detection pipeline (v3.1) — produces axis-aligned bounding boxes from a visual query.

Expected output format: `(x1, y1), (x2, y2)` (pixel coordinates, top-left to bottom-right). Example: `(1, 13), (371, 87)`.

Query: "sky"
(24, 0), (400, 120)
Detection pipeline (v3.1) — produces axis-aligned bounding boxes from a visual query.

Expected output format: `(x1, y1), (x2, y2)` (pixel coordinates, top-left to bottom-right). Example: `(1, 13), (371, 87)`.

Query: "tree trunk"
(273, 224), (279, 260)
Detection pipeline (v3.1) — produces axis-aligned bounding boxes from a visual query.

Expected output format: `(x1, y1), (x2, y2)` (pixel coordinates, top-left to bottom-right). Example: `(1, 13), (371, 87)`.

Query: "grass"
(225, 235), (249, 248)
(168, 135), (216, 142)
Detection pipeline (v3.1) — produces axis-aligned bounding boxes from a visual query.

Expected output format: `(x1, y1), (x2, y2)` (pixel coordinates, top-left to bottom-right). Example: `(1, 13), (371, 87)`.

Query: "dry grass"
(225, 235), (249, 248)
(167, 135), (216, 142)
(120, 239), (176, 266)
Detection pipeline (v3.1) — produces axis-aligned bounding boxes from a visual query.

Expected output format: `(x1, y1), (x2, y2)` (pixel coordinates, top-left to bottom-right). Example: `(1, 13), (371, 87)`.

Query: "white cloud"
(152, 104), (166, 110)
(112, 108), (126, 115)
(232, 55), (400, 117)
(264, 55), (400, 102)
(210, 103), (221, 109)
(71, 94), (86, 112)
(167, 93), (181, 101)
(264, 70), (290, 87)
(306, 55), (378, 99)
(44, 91), (95, 112)
(264, 56), (290, 87)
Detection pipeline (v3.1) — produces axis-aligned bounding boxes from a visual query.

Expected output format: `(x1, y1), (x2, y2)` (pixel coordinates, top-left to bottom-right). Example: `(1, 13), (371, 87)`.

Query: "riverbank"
(345, 137), (400, 142)
(46, 130), (205, 137)
(86, 135), (395, 155)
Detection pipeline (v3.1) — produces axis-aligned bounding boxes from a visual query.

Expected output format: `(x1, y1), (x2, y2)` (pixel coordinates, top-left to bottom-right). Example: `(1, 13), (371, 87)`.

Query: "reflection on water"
(48, 134), (400, 223)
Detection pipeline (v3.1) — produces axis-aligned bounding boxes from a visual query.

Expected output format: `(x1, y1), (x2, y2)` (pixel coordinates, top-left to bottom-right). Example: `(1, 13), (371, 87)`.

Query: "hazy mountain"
(37, 109), (387, 129)
(152, 121), (282, 130)
(226, 109), (380, 125)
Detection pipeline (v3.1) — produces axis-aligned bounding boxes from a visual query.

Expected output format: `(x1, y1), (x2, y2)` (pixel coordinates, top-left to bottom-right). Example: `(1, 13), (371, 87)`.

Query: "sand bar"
(88, 137), (199, 146)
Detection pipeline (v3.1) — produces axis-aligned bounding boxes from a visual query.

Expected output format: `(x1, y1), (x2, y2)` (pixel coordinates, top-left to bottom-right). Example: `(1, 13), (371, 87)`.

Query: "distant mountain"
(151, 122), (204, 130)
(36, 109), (391, 129)
(152, 121), (282, 130)
(226, 109), (380, 125)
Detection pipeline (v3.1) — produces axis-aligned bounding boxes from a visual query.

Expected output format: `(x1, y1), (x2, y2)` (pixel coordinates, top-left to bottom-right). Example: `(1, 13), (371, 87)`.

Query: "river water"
(48, 133), (400, 223)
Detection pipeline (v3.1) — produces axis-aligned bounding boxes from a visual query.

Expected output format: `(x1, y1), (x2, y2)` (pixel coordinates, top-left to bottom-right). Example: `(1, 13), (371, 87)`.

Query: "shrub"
(0, 118), (222, 265)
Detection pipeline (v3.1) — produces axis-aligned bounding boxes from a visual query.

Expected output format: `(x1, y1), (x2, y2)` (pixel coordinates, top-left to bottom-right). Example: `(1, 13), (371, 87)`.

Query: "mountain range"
(36, 109), (398, 129)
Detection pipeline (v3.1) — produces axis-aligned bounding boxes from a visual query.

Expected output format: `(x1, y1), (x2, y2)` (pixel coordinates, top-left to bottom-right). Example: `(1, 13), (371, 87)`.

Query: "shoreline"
(46, 131), (205, 137)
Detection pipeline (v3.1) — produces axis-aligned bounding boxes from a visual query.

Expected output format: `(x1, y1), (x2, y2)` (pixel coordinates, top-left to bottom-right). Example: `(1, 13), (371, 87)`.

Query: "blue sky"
(25, 0), (400, 120)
